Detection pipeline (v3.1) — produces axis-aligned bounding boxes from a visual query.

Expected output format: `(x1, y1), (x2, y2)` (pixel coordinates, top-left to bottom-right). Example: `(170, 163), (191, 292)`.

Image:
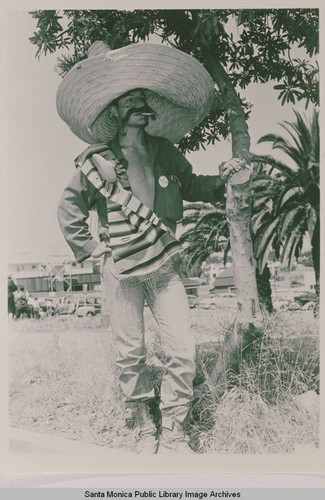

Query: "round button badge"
(159, 175), (169, 188)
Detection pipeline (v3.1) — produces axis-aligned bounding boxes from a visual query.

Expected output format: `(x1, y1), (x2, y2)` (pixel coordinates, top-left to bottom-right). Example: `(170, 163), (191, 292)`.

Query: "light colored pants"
(102, 256), (196, 429)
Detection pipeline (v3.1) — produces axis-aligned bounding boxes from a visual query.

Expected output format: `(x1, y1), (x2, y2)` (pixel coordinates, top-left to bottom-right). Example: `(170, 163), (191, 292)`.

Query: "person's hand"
(219, 158), (248, 181)
(91, 241), (111, 258)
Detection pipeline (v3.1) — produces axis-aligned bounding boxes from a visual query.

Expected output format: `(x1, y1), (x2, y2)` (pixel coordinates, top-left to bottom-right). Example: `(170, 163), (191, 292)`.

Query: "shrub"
(187, 311), (319, 453)
(197, 387), (319, 454)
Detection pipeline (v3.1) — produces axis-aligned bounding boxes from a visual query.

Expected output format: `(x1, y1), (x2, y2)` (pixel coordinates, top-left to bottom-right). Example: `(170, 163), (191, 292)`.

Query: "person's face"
(116, 89), (147, 111)
(111, 89), (151, 128)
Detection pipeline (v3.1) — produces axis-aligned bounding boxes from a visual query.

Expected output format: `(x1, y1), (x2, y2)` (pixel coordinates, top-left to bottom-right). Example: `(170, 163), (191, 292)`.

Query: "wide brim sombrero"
(56, 41), (215, 144)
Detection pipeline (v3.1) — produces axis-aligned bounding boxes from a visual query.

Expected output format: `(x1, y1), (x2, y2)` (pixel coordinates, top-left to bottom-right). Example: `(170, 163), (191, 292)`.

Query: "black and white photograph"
(1, 0), (324, 478)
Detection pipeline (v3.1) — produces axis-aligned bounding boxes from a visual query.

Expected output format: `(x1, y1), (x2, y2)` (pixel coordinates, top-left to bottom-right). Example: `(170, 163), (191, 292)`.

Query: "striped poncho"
(80, 157), (183, 279)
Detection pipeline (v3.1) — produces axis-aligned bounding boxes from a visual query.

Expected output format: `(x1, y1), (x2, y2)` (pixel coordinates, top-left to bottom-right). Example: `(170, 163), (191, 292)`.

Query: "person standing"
(15, 287), (30, 319)
(57, 41), (244, 453)
(8, 275), (18, 319)
(32, 297), (40, 319)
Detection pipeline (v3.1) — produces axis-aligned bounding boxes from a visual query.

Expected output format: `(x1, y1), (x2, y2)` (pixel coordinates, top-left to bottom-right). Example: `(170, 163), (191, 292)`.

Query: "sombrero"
(56, 41), (215, 144)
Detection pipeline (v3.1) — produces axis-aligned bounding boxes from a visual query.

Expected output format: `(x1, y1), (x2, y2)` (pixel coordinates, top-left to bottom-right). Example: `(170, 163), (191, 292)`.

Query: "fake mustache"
(121, 104), (157, 126)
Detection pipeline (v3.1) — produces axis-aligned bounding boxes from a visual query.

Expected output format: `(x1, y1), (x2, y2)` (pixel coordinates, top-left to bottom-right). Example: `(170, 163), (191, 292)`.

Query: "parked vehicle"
(220, 292), (236, 298)
(294, 292), (316, 307)
(301, 301), (315, 311)
(273, 299), (290, 311)
(200, 293), (235, 310)
(39, 298), (57, 316)
(57, 297), (76, 315)
(187, 294), (199, 308)
(76, 297), (101, 316)
(287, 301), (302, 311)
(200, 295), (218, 310)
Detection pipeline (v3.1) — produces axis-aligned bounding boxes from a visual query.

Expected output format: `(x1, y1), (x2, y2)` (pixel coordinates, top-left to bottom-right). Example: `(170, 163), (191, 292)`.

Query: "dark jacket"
(8, 278), (18, 298)
(57, 135), (225, 262)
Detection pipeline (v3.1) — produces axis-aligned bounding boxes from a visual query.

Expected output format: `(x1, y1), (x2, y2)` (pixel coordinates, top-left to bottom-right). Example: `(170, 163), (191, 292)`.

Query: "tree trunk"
(205, 56), (263, 378)
(311, 216), (320, 318)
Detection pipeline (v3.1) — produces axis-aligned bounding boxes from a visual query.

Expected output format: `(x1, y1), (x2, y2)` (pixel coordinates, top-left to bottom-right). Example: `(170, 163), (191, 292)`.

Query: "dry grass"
(187, 311), (319, 453)
(9, 320), (139, 452)
(198, 387), (319, 454)
(8, 309), (319, 454)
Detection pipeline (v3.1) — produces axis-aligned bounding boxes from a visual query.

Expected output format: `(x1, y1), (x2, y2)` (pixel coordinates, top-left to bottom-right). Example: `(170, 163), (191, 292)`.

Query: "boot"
(125, 401), (158, 454)
(158, 421), (195, 454)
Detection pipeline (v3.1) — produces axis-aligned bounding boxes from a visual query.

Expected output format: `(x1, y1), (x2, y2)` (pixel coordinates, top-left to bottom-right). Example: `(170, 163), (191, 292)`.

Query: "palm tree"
(179, 202), (229, 269)
(252, 109), (319, 315)
(180, 110), (319, 314)
(180, 201), (274, 313)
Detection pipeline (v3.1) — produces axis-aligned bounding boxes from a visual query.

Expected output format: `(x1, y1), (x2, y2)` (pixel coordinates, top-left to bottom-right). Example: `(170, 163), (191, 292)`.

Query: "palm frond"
(183, 202), (210, 213)
(252, 178), (273, 189)
(251, 210), (269, 235)
(252, 155), (297, 181)
(195, 211), (226, 230)
(255, 217), (280, 258)
(287, 232), (304, 270)
(280, 117), (311, 160)
(180, 213), (203, 226)
(307, 206), (317, 239)
(280, 186), (304, 207)
(206, 224), (229, 250)
(258, 133), (284, 145)
(310, 110), (320, 163)
(253, 196), (271, 210)
(258, 232), (277, 274)
(278, 206), (303, 241)
(258, 110), (319, 177)
(281, 227), (303, 269)
(187, 247), (207, 267)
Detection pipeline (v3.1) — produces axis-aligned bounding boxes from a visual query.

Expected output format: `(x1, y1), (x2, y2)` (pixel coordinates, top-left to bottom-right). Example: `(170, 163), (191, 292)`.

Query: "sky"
(3, 10), (316, 264)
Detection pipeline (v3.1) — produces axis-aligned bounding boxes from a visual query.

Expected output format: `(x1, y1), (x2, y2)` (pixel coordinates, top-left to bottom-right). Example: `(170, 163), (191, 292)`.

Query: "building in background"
(8, 256), (101, 298)
(210, 267), (236, 294)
